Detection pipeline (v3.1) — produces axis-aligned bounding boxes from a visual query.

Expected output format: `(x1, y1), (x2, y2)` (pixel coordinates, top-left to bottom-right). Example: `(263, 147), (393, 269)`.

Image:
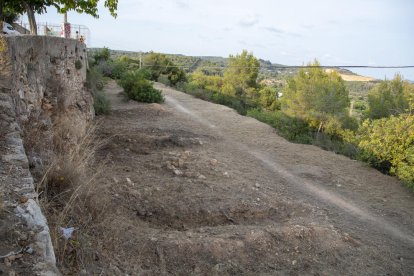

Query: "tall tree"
(222, 50), (260, 98)
(366, 74), (411, 119)
(282, 60), (350, 132)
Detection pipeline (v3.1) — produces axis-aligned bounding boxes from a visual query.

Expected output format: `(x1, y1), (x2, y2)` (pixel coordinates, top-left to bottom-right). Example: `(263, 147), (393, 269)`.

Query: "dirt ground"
(84, 81), (414, 275)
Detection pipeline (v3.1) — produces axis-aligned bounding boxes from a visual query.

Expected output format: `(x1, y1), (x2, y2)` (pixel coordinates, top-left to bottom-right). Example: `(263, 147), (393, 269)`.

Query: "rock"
(181, 151), (191, 160)
(255, 183), (260, 188)
(19, 233), (28, 241)
(25, 247), (34, 254)
(210, 159), (218, 166)
(126, 177), (134, 186)
(166, 161), (175, 170)
(292, 260), (297, 265)
(178, 158), (185, 168)
(19, 196), (29, 204)
(184, 171), (194, 178)
(113, 177), (119, 183)
(198, 174), (206, 180)
(223, 172), (229, 177)
(173, 169), (183, 176)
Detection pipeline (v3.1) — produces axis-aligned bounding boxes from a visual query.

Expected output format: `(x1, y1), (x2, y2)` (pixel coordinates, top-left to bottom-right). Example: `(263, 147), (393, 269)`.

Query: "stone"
(198, 174), (207, 180)
(210, 159), (218, 166)
(173, 169), (183, 176)
(178, 158), (185, 167)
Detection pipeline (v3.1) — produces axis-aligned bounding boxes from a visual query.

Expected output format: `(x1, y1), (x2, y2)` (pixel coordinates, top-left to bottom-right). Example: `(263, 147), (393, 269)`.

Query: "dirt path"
(91, 81), (414, 275)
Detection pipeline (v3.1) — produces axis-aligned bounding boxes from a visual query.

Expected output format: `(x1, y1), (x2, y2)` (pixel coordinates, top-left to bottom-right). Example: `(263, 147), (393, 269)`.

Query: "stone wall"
(0, 36), (93, 275)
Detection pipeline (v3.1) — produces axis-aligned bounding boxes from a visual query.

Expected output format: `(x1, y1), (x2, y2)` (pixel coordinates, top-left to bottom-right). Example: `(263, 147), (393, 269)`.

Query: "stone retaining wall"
(0, 36), (93, 275)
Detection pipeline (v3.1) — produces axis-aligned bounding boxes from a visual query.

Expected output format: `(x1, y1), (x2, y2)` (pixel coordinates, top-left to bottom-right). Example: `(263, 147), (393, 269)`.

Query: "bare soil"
(85, 81), (414, 275)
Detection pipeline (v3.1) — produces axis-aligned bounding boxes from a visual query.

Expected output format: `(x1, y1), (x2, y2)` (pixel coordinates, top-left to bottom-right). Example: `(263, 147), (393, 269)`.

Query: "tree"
(366, 74), (412, 119)
(282, 60), (350, 132)
(357, 114), (414, 189)
(2, 0), (118, 35)
(93, 47), (111, 63)
(143, 52), (186, 85)
(222, 50), (260, 98)
(258, 86), (280, 111)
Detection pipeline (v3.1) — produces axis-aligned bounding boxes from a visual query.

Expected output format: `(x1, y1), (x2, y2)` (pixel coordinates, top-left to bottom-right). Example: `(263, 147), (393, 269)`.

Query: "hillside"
(88, 48), (376, 83)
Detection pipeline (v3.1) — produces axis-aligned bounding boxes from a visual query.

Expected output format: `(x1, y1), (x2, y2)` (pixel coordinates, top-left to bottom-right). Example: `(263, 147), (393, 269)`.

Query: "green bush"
(75, 60), (82, 70)
(93, 91), (111, 115)
(357, 115), (414, 189)
(353, 100), (367, 111)
(247, 109), (314, 144)
(86, 67), (105, 92)
(119, 70), (164, 103)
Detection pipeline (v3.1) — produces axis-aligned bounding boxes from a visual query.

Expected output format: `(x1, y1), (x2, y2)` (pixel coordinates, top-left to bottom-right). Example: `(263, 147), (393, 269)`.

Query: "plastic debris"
(59, 227), (76, 239)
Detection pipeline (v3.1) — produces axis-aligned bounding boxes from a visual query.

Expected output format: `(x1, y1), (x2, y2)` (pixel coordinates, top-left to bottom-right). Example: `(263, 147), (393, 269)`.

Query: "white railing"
(16, 21), (91, 45)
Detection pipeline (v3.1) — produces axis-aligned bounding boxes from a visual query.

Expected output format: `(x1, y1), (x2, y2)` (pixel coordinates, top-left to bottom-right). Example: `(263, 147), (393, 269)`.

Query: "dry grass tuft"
(37, 116), (109, 273)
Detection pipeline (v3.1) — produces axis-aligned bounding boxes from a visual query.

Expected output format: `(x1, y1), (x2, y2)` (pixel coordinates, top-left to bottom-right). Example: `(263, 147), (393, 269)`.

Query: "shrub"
(119, 70), (164, 103)
(93, 91), (111, 115)
(357, 115), (414, 189)
(95, 60), (114, 78)
(93, 47), (110, 64)
(75, 60), (82, 70)
(247, 109), (314, 144)
(86, 67), (105, 92)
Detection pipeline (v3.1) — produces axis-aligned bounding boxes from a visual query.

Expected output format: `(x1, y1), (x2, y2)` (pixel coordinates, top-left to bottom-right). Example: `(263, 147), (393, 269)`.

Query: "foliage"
(357, 115), (414, 189)
(190, 70), (223, 92)
(366, 74), (412, 119)
(119, 70), (164, 103)
(222, 50), (260, 99)
(2, 0), (118, 35)
(93, 91), (111, 115)
(247, 109), (313, 143)
(75, 60), (82, 70)
(282, 60), (350, 131)
(93, 47), (111, 64)
(257, 86), (280, 111)
(143, 52), (186, 85)
(86, 67), (110, 115)
(353, 100), (367, 111)
(86, 67), (105, 92)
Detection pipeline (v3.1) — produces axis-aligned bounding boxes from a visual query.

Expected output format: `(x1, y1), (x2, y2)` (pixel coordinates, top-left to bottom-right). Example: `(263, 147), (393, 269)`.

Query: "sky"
(31, 0), (414, 80)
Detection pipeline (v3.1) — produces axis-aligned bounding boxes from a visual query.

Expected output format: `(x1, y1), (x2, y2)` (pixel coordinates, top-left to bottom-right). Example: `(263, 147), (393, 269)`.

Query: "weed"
(37, 118), (108, 273)
(75, 60), (82, 70)
(93, 91), (111, 115)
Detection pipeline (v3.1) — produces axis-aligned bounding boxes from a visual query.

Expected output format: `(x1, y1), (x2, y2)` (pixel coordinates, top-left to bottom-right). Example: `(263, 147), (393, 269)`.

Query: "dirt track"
(91, 81), (414, 275)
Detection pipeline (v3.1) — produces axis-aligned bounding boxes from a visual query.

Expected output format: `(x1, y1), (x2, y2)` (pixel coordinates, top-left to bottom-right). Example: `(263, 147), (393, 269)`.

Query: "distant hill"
(89, 48), (376, 83)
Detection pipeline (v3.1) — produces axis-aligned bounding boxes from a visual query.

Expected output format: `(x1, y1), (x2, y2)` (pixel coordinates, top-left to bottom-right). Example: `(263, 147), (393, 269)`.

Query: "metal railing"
(16, 21), (91, 45)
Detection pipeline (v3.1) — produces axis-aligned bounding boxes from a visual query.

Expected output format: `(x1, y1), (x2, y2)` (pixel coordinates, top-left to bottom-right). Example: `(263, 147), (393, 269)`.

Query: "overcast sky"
(33, 0), (414, 80)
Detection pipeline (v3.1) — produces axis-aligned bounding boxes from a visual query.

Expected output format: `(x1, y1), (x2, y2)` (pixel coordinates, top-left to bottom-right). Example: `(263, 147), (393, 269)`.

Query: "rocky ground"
(79, 81), (414, 275)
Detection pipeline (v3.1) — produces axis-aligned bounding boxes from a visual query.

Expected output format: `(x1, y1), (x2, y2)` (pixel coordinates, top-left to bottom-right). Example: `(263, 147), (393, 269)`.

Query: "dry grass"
(36, 116), (109, 273)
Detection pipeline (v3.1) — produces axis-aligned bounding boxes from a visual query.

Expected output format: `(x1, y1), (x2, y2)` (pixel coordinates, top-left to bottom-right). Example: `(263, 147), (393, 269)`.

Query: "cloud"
(264, 26), (301, 37)
(238, 15), (259, 28)
(301, 24), (314, 30)
(173, 0), (189, 9)
(264, 27), (285, 35)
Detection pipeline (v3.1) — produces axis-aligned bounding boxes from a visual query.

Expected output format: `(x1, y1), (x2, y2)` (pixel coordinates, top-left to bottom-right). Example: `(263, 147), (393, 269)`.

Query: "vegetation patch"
(119, 69), (164, 103)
